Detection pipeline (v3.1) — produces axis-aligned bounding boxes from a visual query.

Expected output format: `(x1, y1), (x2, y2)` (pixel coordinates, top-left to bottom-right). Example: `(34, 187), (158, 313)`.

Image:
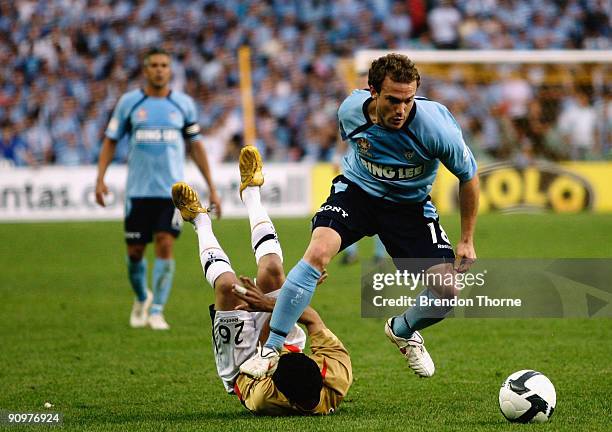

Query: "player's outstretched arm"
(190, 140), (222, 218)
(455, 174), (479, 273)
(95, 137), (118, 207)
(233, 275), (327, 335)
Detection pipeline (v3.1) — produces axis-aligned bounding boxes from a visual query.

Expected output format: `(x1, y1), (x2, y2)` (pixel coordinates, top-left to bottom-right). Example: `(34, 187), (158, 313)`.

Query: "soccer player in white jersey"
(95, 48), (221, 330)
(241, 53), (480, 379)
(171, 147), (352, 415)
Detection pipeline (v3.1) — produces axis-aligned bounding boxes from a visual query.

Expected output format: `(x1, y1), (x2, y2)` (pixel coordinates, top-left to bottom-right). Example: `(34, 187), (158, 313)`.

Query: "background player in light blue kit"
(95, 48), (221, 330)
(241, 53), (479, 379)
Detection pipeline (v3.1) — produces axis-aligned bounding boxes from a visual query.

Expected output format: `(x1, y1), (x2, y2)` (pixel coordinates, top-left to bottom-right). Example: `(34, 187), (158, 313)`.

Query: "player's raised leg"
(238, 146), (307, 349)
(240, 229), (341, 377)
(171, 182), (240, 310)
(260, 175), (369, 356)
(240, 175), (368, 378)
(239, 145), (284, 293)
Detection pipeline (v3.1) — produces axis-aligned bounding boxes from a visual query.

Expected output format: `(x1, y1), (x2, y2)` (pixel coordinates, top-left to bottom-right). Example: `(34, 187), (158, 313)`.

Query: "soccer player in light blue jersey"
(241, 53), (479, 379)
(95, 48), (221, 330)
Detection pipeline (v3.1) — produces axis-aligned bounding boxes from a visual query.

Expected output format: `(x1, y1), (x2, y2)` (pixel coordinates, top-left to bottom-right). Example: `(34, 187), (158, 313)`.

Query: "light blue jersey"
(339, 89), (477, 218)
(105, 89), (202, 199)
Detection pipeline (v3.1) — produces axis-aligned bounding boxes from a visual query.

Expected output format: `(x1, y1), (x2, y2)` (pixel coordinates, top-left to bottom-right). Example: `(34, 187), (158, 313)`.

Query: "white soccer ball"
(499, 370), (556, 423)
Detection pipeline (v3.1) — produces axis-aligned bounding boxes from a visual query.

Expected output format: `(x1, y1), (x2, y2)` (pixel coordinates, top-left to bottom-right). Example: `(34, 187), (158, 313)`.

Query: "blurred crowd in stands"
(0, 0), (610, 167)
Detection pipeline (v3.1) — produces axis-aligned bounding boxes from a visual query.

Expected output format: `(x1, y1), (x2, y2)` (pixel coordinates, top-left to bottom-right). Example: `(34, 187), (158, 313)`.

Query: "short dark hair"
(272, 353), (323, 410)
(368, 53), (420, 93)
(143, 47), (171, 65)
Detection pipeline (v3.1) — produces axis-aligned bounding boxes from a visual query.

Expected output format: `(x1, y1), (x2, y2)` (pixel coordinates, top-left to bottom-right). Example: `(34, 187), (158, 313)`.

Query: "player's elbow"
(460, 172), (479, 186)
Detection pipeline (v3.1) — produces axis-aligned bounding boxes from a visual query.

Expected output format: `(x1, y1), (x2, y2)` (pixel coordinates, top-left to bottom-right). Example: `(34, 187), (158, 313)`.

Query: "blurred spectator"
(558, 90), (600, 160)
(603, 90), (612, 157)
(51, 98), (86, 165)
(428, 0), (462, 49)
(21, 114), (52, 165)
(0, 122), (30, 166)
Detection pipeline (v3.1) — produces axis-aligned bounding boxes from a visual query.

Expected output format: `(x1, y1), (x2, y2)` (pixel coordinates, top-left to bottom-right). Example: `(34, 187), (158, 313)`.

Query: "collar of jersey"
(140, 88), (173, 99)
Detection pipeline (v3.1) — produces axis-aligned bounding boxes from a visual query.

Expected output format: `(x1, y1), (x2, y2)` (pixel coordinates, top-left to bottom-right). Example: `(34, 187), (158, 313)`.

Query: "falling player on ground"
(171, 146), (352, 415)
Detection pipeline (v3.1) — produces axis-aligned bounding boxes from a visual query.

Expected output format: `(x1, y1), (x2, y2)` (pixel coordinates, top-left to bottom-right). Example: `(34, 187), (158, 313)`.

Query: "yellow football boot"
(239, 145), (264, 199)
(171, 182), (208, 222)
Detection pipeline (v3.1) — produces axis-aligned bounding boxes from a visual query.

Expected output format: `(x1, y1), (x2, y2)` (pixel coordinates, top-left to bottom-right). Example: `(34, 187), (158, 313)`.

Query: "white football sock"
(242, 187), (283, 264)
(242, 187), (270, 230)
(194, 212), (234, 286)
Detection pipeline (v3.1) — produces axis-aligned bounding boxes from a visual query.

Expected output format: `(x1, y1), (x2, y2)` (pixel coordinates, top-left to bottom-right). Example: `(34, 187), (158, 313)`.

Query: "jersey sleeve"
(337, 90), (370, 142)
(433, 107), (478, 182)
(182, 96), (202, 143)
(235, 374), (294, 416)
(105, 94), (131, 141)
(338, 117), (348, 141)
(309, 329), (353, 398)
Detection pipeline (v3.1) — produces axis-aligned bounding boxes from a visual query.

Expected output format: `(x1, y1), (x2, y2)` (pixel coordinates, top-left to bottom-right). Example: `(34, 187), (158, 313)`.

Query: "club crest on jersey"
(405, 150), (415, 160)
(137, 108), (147, 121)
(356, 138), (372, 156)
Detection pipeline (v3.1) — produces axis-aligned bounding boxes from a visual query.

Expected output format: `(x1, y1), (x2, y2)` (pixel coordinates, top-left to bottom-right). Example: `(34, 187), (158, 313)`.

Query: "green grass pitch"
(1, 214), (611, 431)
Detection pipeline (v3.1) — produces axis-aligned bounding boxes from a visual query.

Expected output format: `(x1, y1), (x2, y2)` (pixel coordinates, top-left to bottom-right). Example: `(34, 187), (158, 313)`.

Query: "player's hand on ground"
(317, 268), (328, 286)
(454, 240), (476, 273)
(233, 276), (275, 313)
(209, 191), (222, 219)
(95, 180), (109, 207)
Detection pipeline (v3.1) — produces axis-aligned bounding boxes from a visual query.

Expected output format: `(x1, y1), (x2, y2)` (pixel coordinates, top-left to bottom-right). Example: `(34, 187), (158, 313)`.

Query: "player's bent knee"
(303, 242), (336, 271)
(303, 227), (341, 271)
(215, 280), (235, 299)
(154, 233), (174, 258)
(214, 273), (241, 310)
(127, 245), (145, 261)
(426, 263), (461, 298)
(256, 268), (285, 294)
(258, 255), (284, 280)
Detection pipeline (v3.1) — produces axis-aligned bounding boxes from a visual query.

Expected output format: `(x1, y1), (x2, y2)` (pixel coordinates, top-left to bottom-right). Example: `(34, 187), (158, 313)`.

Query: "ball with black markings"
(499, 370), (556, 423)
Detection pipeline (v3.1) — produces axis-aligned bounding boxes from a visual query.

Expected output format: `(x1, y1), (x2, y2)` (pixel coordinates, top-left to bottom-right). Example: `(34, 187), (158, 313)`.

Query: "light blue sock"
(265, 260), (321, 350)
(127, 257), (147, 302)
(374, 235), (386, 259)
(151, 258), (175, 315)
(392, 288), (452, 338)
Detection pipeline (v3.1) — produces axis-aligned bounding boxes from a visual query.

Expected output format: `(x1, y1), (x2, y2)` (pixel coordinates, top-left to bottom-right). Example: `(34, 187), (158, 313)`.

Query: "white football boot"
(239, 344), (280, 379)
(129, 290), (153, 328)
(148, 313), (170, 330)
(385, 318), (435, 377)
